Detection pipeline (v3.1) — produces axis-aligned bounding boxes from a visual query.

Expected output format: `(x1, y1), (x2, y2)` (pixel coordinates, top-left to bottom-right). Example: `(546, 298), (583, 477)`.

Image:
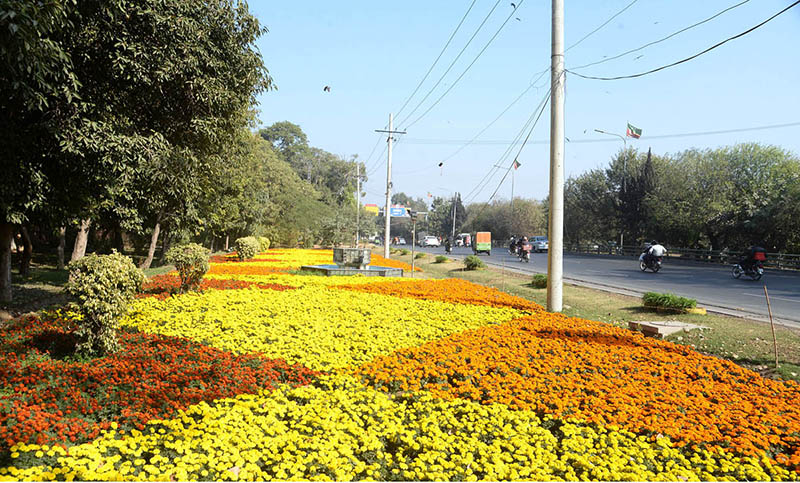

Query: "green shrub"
(414, 252), (426, 259)
(463, 255), (486, 271)
(257, 236), (271, 252)
(234, 236), (260, 261)
(65, 251), (145, 357)
(642, 292), (697, 311)
(165, 243), (210, 293)
(400, 249), (410, 256)
(531, 273), (548, 288)
(434, 255), (449, 263)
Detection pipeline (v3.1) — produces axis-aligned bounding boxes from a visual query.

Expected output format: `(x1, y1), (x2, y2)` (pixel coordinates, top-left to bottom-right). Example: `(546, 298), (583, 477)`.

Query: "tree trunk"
(57, 226), (67, 270)
(159, 228), (171, 263)
(209, 238), (215, 253)
(19, 225), (32, 277)
(139, 220), (161, 270)
(0, 223), (13, 303)
(225, 235), (229, 251)
(70, 219), (91, 262)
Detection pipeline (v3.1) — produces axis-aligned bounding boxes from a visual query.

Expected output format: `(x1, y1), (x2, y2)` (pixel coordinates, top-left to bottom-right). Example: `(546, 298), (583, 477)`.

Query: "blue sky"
(250, 1), (800, 206)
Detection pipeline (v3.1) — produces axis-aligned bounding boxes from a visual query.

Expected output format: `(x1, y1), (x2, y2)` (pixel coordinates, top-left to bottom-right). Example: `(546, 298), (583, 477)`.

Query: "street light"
(595, 128), (628, 251)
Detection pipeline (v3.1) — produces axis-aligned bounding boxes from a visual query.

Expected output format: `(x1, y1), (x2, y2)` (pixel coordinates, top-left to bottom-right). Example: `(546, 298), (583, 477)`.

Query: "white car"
(531, 236), (549, 252)
(422, 236), (440, 247)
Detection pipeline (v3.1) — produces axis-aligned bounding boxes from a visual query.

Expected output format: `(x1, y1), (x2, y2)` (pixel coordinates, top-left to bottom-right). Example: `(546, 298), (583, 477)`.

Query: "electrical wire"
(403, 0), (525, 130)
(565, 0), (639, 52)
(396, 0), (506, 128)
(567, 0), (800, 81)
(400, 120), (800, 145)
(570, 0), (750, 71)
(463, 85), (554, 204)
(394, 0), (479, 120)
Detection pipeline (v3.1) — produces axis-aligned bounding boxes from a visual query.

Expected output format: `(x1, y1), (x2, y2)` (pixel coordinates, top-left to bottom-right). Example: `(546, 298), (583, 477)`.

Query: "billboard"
(364, 204), (379, 216)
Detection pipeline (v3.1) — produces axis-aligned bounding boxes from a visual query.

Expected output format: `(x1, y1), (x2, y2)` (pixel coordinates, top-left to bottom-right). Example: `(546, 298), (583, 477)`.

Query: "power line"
(463, 86), (553, 204)
(570, 0), (750, 71)
(400, 120), (800, 145)
(396, 0), (506, 128)
(403, 0), (526, 130)
(567, 0), (800, 81)
(565, 0), (640, 52)
(393, 0), (478, 120)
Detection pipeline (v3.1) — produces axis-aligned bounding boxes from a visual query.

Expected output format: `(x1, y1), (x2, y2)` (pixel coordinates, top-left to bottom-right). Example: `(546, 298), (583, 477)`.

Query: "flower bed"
(124, 287), (526, 371)
(0, 314), (318, 454)
(3, 248), (800, 480)
(3, 375), (791, 481)
(336, 278), (541, 311)
(356, 315), (800, 466)
(139, 274), (296, 299)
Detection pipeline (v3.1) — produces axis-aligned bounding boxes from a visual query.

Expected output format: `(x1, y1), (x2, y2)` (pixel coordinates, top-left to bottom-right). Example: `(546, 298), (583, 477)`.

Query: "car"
(531, 236), (548, 252)
(397, 237), (407, 245)
(422, 235), (440, 247)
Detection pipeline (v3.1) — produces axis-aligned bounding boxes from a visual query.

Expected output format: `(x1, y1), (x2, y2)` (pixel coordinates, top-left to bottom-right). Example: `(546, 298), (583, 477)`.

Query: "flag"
(626, 123), (642, 139)
(512, 159), (521, 170)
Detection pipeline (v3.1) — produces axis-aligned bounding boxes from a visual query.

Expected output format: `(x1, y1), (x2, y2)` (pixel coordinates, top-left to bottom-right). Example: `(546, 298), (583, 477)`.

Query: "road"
(411, 244), (800, 327)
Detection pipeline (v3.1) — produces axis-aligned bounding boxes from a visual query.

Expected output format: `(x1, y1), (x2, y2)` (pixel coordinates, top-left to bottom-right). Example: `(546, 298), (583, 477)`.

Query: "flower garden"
(1, 248), (799, 481)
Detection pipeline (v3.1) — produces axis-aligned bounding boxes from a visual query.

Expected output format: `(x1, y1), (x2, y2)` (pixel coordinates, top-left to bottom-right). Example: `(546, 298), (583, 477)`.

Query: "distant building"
(364, 204), (379, 216)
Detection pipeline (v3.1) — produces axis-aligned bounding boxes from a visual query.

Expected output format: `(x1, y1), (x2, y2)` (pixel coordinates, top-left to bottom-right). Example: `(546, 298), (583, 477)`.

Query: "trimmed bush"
(234, 236), (260, 261)
(65, 251), (145, 356)
(531, 274), (548, 288)
(434, 255), (449, 263)
(165, 243), (210, 293)
(642, 292), (697, 311)
(400, 249), (410, 256)
(464, 255), (486, 271)
(414, 252), (426, 259)
(257, 236), (271, 252)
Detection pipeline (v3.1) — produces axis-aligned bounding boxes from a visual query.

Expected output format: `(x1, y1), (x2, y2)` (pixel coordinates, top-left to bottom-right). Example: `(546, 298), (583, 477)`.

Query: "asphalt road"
(411, 244), (800, 327)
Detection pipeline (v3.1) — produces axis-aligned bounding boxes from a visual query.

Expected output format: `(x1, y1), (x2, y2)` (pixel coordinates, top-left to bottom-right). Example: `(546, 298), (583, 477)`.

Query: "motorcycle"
(518, 243), (532, 262)
(639, 253), (662, 272)
(732, 261), (763, 281)
(509, 242), (518, 255)
(445, 243), (452, 254)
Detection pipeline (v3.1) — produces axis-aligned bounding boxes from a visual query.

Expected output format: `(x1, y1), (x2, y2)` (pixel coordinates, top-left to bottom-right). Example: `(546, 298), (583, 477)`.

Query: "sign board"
(389, 207), (407, 217)
(364, 204), (379, 216)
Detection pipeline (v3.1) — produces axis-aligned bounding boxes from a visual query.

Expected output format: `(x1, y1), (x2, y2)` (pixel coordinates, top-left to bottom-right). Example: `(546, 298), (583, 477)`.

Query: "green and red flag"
(626, 123), (642, 139)
(512, 159), (521, 170)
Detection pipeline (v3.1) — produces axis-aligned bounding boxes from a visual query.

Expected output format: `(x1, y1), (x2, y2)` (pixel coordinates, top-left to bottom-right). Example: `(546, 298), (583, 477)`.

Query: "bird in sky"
(511, 2), (516, 8)
(634, 55), (644, 60)
(438, 162), (444, 167)
(515, 17), (521, 21)
(323, 86), (331, 92)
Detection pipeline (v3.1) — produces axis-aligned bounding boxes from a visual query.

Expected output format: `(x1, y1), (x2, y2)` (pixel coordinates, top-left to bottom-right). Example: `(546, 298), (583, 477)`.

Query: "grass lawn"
(1, 252), (177, 318)
(390, 249), (800, 382)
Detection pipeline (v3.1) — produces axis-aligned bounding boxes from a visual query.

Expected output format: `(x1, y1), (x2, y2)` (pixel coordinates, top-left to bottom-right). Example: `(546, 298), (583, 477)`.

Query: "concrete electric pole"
(375, 114), (406, 258)
(547, 0), (565, 312)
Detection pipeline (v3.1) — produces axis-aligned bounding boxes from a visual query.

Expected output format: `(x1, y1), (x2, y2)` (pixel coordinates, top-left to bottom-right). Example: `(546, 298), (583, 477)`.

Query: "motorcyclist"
(644, 240), (666, 266)
(444, 237), (452, 253)
(517, 236), (529, 252)
(509, 236), (517, 254)
(740, 245), (766, 271)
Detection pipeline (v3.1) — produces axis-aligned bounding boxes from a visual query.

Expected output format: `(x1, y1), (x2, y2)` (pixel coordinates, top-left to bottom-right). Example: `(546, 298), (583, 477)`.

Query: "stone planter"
(333, 247), (371, 270)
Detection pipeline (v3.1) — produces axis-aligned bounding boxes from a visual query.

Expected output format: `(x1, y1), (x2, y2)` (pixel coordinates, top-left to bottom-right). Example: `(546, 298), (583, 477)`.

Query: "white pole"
(451, 193), (457, 241)
(383, 114), (393, 258)
(356, 162), (360, 247)
(547, 0), (565, 313)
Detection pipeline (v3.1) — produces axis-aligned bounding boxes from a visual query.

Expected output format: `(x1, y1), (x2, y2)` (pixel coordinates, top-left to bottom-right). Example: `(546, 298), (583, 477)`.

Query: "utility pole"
(375, 114), (406, 258)
(451, 193), (457, 241)
(355, 162), (361, 247)
(547, 0), (565, 313)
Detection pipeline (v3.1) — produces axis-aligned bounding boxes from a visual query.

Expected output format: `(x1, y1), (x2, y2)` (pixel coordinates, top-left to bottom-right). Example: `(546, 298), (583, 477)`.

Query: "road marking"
(742, 293), (799, 304)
